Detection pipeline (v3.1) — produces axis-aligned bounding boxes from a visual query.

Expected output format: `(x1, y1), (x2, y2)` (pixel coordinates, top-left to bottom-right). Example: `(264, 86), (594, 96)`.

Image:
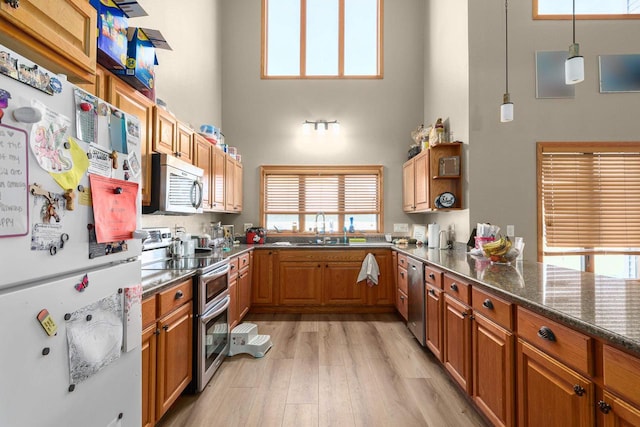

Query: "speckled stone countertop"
(141, 246), (252, 297)
(395, 245), (640, 356)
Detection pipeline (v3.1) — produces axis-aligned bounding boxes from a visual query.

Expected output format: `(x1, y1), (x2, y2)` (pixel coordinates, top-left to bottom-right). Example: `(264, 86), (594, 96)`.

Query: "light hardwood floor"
(157, 313), (489, 427)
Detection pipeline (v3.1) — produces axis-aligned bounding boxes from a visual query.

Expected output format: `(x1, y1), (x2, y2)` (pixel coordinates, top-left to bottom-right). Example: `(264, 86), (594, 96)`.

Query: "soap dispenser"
(348, 217), (355, 233)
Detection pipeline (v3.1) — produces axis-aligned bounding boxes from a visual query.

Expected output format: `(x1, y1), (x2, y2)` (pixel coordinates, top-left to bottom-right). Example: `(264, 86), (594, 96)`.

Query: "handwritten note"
(0, 124), (28, 237)
(89, 175), (138, 243)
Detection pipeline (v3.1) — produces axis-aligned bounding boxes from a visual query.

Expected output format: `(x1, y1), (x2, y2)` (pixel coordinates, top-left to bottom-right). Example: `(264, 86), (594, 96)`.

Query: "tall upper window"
(262, 0), (383, 78)
(261, 165), (383, 233)
(534, 0), (640, 19)
(537, 142), (640, 278)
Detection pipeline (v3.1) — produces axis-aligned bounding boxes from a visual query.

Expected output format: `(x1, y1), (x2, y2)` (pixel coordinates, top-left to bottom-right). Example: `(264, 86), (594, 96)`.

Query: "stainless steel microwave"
(143, 153), (204, 215)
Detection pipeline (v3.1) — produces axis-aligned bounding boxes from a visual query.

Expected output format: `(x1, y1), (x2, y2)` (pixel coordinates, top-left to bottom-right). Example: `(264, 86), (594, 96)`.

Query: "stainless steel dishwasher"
(407, 256), (426, 345)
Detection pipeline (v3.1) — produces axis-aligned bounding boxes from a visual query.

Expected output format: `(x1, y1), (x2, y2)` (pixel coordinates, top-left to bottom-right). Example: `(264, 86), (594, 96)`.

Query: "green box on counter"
(91, 0), (128, 69)
(112, 27), (158, 91)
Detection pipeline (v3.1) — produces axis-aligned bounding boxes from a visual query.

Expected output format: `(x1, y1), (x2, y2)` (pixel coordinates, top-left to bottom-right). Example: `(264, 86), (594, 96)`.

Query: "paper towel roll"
(428, 223), (440, 248)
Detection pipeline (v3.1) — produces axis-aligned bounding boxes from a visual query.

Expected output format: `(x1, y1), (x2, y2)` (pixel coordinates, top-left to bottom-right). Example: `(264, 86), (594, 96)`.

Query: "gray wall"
(220, 0), (426, 234)
(466, 0), (640, 260)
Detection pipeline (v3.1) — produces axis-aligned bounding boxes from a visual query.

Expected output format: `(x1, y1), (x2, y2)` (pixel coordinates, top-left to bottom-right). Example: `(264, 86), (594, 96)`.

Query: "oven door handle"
(200, 295), (231, 324)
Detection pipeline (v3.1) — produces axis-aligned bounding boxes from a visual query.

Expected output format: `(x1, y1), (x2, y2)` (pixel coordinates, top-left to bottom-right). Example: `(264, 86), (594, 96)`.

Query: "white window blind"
(261, 165), (382, 232)
(538, 142), (640, 249)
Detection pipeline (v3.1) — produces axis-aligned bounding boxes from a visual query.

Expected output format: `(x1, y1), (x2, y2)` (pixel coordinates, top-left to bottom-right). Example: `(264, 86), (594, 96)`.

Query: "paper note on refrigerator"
(0, 123), (28, 237)
(89, 175), (138, 243)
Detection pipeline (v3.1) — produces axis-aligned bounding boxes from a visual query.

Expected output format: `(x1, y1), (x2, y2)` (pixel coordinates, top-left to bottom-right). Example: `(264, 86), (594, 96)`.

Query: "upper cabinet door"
(153, 107), (178, 156)
(0, 0), (97, 84)
(176, 122), (194, 163)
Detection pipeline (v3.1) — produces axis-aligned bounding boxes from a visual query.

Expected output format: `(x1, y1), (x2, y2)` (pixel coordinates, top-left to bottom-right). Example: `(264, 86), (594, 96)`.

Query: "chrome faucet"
(315, 212), (326, 242)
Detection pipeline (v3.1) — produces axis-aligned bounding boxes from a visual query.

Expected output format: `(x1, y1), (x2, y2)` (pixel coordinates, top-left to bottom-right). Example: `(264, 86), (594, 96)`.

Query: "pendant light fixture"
(500, 0), (513, 123)
(565, 0), (584, 84)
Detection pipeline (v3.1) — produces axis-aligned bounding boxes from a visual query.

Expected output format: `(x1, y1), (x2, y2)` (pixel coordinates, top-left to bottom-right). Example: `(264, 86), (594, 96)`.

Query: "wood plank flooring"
(156, 313), (489, 427)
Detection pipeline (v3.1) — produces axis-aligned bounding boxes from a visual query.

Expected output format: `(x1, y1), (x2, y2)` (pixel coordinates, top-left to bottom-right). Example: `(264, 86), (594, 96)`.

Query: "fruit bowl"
(481, 236), (520, 264)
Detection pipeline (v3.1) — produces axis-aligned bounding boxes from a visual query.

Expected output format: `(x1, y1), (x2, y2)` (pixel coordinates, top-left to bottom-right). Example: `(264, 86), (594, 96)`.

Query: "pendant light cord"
(572, 0), (576, 44)
(505, 0), (509, 94)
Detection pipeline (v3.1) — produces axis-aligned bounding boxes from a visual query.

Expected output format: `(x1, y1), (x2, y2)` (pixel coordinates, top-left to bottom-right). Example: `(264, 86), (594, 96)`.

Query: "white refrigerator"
(0, 45), (143, 427)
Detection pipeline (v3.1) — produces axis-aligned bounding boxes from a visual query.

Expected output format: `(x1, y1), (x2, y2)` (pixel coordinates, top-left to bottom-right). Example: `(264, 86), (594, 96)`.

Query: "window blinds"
(539, 142), (640, 249)
(263, 167), (381, 215)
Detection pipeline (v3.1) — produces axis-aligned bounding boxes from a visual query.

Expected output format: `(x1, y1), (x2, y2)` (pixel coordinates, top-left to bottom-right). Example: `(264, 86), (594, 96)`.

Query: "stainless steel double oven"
(141, 227), (231, 393)
(195, 260), (230, 391)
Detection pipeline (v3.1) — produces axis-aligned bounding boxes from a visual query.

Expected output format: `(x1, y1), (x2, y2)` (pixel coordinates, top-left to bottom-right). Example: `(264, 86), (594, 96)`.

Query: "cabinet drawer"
(397, 253), (408, 269)
(472, 287), (513, 330)
(158, 280), (193, 318)
(142, 296), (157, 329)
(443, 274), (471, 305)
(517, 307), (593, 375)
(397, 289), (408, 321)
(397, 266), (408, 294)
(238, 252), (250, 271)
(228, 256), (240, 279)
(603, 345), (640, 407)
(424, 265), (443, 289)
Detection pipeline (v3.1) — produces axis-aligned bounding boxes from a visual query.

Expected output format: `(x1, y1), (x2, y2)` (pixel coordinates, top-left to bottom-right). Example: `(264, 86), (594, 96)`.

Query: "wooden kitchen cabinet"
(237, 252), (252, 321)
(600, 344), (640, 425)
(368, 250), (394, 306)
(279, 261), (323, 305)
(443, 292), (472, 394)
(425, 283), (443, 361)
(152, 106), (178, 156)
(142, 279), (193, 426)
(396, 253), (409, 320)
(472, 312), (515, 427)
(176, 122), (194, 163)
(194, 134), (212, 209)
(156, 302), (192, 419)
(210, 149), (226, 211)
(0, 0), (97, 84)
(252, 250), (278, 305)
(402, 143), (462, 212)
(517, 339), (593, 427)
(471, 287), (515, 427)
(323, 261), (367, 305)
(228, 255), (240, 329)
(225, 155), (243, 213)
(107, 76), (154, 206)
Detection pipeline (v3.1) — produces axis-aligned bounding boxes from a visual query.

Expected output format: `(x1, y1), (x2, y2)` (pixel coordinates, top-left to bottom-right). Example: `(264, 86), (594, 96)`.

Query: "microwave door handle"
(191, 180), (203, 208)
(200, 296), (231, 323)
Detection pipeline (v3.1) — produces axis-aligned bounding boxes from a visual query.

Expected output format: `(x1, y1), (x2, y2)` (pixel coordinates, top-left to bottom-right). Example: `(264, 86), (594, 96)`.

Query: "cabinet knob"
(573, 384), (586, 397)
(598, 400), (612, 414)
(154, 329), (160, 336)
(461, 311), (468, 318)
(162, 325), (169, 332)
(175, 290), (184, 300)
(482, 299), (494, 310)
(429, 273), (435, 280)
(537, 326), (556, 342)
(450, 283), (458, 292)
(400, 295), (405, 301)
(428, 288), (436, 296)
(400, 272), (405, 278)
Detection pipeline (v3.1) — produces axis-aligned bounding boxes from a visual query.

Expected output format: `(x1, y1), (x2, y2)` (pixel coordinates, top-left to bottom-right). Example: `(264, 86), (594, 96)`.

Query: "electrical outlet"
(243, 223), (253, 232)
(394, 223), (409, 233)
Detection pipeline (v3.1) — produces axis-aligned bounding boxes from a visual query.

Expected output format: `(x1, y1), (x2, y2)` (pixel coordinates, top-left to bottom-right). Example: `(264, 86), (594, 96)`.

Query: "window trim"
(533, 0), (640, 20)
(260, 165), (384, 235)
(536, 141), (640, 262)
(261, 0), (384, 79)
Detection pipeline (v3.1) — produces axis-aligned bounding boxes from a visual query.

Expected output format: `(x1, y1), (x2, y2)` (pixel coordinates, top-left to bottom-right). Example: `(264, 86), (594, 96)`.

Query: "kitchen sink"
(293, 241), (350, 246)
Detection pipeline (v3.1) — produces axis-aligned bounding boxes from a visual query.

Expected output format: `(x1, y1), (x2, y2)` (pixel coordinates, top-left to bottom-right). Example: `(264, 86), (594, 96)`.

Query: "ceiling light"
(565, 0), (584, 85)
(500, 0), (513, 123)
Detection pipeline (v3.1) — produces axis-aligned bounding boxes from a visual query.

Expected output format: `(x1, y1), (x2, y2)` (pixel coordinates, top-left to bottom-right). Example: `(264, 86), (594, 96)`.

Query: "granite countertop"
(141, 246), (253, 297)
(395, 245), (640, 356)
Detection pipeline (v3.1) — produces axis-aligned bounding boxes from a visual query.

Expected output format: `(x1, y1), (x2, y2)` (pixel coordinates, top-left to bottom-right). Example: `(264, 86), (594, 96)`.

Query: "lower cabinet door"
(517, 340), (593, 427)
(425, 284), (443, 361)
(443, 294), (472, 393)
(156, 303), (193, 420)
(601, 391), (640, 427)
(141, 324), (157, 427)
(472, 313), (515, 427)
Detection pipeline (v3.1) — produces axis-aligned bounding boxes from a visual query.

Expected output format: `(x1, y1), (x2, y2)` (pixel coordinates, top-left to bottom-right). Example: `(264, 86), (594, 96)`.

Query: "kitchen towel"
(357, 253), (380, 287)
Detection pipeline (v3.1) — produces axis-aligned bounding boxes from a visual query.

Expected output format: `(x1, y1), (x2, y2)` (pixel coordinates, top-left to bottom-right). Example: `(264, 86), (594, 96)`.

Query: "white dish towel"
(357, 253), (380, 287)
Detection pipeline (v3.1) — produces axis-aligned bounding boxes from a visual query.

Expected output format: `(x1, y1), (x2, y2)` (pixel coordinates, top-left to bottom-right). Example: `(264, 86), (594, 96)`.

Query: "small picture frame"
(439, 156), (460, 177)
